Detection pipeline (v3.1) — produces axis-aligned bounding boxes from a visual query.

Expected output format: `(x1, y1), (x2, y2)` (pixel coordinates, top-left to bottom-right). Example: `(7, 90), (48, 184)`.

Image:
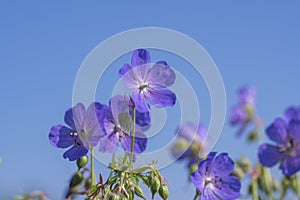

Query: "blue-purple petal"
(280, 154), (300, 176)
(210, 153), (234, 177)
(131, 49), (151, 67)
(229, 106), (247, 125)
(49, 125), (75, 148)
(63, 144), (88, 161)
(146, 89), (176, 108)
(258, 144), (282, 167)
(266, 118), (288, 144)
(213, 175), (241, 200)
(132, 90), (150, 112)
(121, 132), (147, 154)
(98, 134), (119, 153)
(146, 61), (176, 88)
(288, 120), (300, 141)
(285, 106), (300, 122)
(119, 64), (133, 77)
(238, 86), (256, 105)
(135, 110), (151, 127)
(190, 170), (205, 194)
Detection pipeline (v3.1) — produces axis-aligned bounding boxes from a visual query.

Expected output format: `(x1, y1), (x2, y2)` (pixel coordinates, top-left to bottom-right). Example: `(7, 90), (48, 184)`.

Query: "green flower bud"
(159, 185), (169, 200)
(241, 157), (251, 173)
(108, 193), (120, 200)
(134, 185), (146, 200)
(151, 176), (161, 192)
(70, 171), (84, 187)
(76, 156), (88, 169)
(247, 131), (259, 142)
(232, 168), (244, 179)
(189, 164), (198, 174)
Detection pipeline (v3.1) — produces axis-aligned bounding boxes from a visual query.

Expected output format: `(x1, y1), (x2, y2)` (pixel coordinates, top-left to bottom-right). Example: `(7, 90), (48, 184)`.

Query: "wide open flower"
(119, 49), (176, 112)
(98, 95), (148, 154)
(190, 152), (241, 200)
(171, 123), (207, 168)
(259, 118), (300, 176)
(230, 86), (257, 136)
(49, 103), (106, 161)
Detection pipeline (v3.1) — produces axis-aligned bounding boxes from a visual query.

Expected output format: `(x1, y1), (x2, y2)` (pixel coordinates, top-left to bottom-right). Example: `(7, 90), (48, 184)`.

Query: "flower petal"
(120, 65), (150, 89)
(177, 123), (206, 142)
(109, 95), (129, 124)
(238, 86), (256, 105)
(190, 170), (205, 194)
(280, 154), (300, 176)
(119, 63), (133, 77)
(63, 144), (88, 161)
(135, 110), (151, 127)
(65, 103), (86, 131)
(213, 175), (241, 200)
(49, 125), (75, 148)
(285, 106), (300, 122)
(288, 120), (300, 141)
(266, 118), (288, 145)
(229, 106), (247, 125)
(98, 134), (119, 153)
(258, 144), (282, 167)
(146, 61), (176, 88)
(121, 132), (148, 154)
(131, 90), (150, 112)
(131, 49), (151, 67)
(146, 89), (176, 108)
(210, 153), (234, 177)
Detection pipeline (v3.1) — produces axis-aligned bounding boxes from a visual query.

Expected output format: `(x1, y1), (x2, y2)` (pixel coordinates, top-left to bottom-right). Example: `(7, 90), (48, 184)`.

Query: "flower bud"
(70, 171), (84, 187)
(189, 164), (198, 174)
(151, 176), (161, 193)
(232, 168), (244, 179)
(159, 184), (169, 200)
(108, 193), (120, 200)
(85, 177), (92, 190)
(134, 185), (146, 200)
(76, 156), (88, 169)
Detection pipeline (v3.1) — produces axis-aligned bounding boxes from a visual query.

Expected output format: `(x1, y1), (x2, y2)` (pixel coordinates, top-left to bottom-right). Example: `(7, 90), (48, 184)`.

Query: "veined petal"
(210, 153), (234, 177)
(72, 103), (86, 131)
(146, 89), (176, 108)
(63, 144), (88, 161)
(109, 95), (129, 124)
(213, 175), (241, 200)
(120, 65), (150, 89)
(135, 110), (151, 127)
(146, 61), (176, 88)
(131, 49), (151, 67)
(258, 144), (282, 167)
(280, 154), (300, 176)
(285, 106), (300, 122)
(132, 90), (150, 112)
(190, 170), (205, 194)
(98, 134), (119, 153)
(49, 125), (75, 148)
(119, 64), (133, 77)
(266, 118), (288, 144)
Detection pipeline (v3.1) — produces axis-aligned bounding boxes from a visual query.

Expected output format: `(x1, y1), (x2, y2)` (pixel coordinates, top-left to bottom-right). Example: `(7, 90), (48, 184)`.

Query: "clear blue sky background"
(1, 1), (300, 199)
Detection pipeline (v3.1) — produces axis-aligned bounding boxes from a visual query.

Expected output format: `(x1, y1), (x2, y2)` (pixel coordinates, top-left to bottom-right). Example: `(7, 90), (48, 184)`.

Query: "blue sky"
(1, 1), (300, 199)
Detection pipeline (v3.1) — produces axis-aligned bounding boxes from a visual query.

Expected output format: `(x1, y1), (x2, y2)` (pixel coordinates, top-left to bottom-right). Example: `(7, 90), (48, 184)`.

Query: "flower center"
(139, 84), (149, 94)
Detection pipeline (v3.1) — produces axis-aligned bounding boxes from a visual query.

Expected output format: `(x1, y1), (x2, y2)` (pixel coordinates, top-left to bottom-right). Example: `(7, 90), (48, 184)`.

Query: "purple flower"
(49, 103), (106, 161)
(258, 118), (300, 176)
(171, 123), (207, 168)
(190, 152), (241, 200)
(98, 95), (148, 154)
(230, 86), (257, 136)
(119, 49), (176, 112)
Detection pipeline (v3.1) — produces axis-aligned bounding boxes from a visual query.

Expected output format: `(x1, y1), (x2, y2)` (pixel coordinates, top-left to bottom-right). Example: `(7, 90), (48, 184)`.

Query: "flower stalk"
(129, 106), (136, 170)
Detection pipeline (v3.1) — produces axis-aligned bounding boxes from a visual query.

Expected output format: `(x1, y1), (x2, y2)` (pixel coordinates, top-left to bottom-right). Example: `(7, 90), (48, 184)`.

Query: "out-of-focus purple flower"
(119, 49), (176, 112)
(190, 152), (241, 200)
(230, 86), (257, 136)
(171, 123), (207, 168)
(258, 118), (300, 176)
(285, 106), (300, 122)
(98, 95), (148, 154)
(49, 103), (106, 161)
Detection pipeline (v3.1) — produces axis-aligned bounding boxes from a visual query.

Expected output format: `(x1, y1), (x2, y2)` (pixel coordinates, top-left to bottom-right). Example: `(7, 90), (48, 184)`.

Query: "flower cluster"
(259, 106), (300, 176)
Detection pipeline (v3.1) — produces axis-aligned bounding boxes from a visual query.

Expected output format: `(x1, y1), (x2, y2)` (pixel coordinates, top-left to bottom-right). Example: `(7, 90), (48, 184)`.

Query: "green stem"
(193, 189), (200, 200)
(129, 106), (136, 170)
(90, 146), (96, 186)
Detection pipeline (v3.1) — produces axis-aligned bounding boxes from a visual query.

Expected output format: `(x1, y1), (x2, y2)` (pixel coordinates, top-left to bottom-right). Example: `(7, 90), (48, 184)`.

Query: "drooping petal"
(131, 90), (150, 112)
(121, 132), (148, 154)
(280, 154), (300, 176)
(210, 153), (234, 177)
(131, 49), (151, 67)
(229, 106), (247, 125)
(146, 61), (176, 88)
(119, 64), (133, 77)
(190, 170), (205, 194)
(49, 125), (75, 148)
(266, 118), (288, 144)
(98, 134), (119, 153)
(258, 144), (282, 167)
(63, 144), (88, 161)
(288, 120), (300, 141)
(213, 175), (241, 200)
(146, 89), (176, 108)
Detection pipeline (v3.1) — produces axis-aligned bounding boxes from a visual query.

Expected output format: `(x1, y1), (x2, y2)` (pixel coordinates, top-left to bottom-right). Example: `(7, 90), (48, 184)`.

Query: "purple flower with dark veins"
(230, 86), (257, 136)
(49, 103), (106, 161)
(171, 123), (207, 168)
(119, 49), (176, 112)
(98, 95), (148, 154)
(190, 152), (241, 200)
(259, 118), (300, 176)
